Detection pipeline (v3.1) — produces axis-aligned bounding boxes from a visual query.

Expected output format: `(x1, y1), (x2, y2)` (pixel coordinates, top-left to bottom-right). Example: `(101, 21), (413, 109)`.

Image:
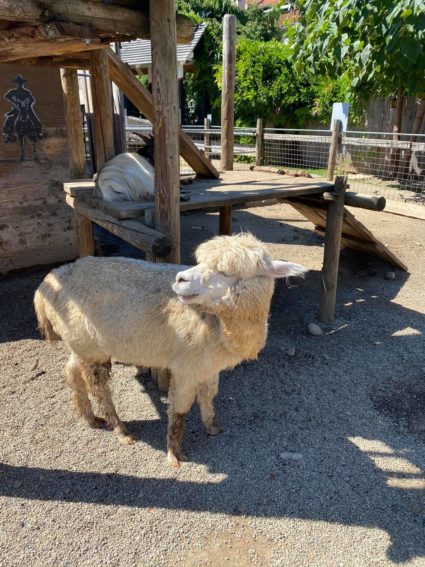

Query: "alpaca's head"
(172, 233), (307, 306)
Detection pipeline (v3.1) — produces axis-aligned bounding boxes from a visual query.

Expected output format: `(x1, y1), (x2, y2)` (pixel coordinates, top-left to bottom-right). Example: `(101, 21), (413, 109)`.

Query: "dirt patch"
(1, 203), (425, 567)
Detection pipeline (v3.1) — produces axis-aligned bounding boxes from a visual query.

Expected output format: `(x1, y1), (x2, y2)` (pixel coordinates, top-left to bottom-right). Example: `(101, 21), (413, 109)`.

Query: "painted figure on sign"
(3, 75), (44, 161)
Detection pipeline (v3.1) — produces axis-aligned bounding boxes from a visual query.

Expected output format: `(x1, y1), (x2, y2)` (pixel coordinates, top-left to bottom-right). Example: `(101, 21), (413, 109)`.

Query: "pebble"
(385, 271), (396, 280)
(307, 322), (323, 336)
(287, 347), (296, 357)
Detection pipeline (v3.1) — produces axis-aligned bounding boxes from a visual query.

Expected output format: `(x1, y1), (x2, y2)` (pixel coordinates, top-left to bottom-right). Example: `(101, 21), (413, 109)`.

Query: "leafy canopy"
(176, 0), (287, 124)
(291, 0), (425, 97)
(232, 38), (313, 126)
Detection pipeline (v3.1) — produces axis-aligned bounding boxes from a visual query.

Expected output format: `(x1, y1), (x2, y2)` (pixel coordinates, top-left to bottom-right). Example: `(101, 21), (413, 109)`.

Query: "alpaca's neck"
(212, 278), (275, 361)
(219, 313), (269, 360)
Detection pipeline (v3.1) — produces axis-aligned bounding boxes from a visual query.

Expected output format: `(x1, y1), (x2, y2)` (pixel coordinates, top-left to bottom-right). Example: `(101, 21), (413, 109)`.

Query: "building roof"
(120, 23), (206, 69)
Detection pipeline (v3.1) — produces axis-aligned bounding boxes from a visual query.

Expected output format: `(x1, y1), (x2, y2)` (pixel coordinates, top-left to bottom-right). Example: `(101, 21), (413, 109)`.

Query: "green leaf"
(400, 37), (423, 63)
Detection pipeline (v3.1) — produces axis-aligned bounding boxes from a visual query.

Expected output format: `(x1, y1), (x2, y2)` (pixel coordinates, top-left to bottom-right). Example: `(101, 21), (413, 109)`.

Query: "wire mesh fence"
(96, 120), (425, 206)
(336, 131), (425, 205)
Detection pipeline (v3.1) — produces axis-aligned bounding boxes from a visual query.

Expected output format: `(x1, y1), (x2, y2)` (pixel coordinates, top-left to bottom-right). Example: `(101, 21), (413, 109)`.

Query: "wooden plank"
(60, 69), (86, 178)
(287, 198), (408, 271)
(180, 184), (329, 211)
(150, 0), (180, 265)
(7, 53), (92, 69)
(0, 37), (104, 63)
(0, 1), (194, 44)
(220, 14), (236, 171)
(107, 48), (219, 179)
(255, 118), (264, 166)
(0, 63), (77, 273)
(90, 49), (115, 169)
(327, 119), (341, 181)
(319, 176), (347, 322)
(204, 117), (211, 159)
(66, 195), (173, 257)
(219, 205), (232, 235)
(60, 68), (94, 257)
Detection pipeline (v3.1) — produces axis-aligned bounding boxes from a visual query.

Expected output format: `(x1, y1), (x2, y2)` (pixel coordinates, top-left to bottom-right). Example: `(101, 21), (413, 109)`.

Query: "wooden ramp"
(287, 198), (408, 271)
(107, 48), (219, 179)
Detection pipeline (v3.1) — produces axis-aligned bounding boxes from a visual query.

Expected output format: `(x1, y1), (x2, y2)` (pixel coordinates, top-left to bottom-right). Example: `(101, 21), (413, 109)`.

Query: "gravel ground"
(0, 203), (424, 567)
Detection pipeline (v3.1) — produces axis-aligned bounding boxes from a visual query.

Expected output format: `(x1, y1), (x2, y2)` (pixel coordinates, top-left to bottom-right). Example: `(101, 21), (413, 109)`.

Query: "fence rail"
(123, 123), (425, 206)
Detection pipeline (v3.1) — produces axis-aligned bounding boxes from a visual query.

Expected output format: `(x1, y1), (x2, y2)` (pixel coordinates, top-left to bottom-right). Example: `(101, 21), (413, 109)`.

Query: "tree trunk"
(411, 98), (425, 143)
(392, 89), (404, 140)
(391, 89), (404, 178)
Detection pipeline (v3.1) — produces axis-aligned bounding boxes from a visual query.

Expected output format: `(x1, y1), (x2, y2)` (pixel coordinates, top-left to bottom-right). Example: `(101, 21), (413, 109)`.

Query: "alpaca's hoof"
(167, 450), (187, 468)
(118, 432), (138, 446)
(206, 425), (224, 436)
(89, 416), (108, 429)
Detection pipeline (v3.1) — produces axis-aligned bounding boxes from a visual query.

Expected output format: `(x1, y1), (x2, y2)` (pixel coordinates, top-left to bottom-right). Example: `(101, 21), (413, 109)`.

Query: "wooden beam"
(219, 205), (232, 235)
(220, 14), (236, 171)
(319, 176), (348, 322)
(327, 119), (342, 181)
(344, 192), (386, 211)
(204, 116), (211, 159)
(66, 195), (173, 257)
(3, 52), (91, 68)
(0, 35), (104, 63)
(255, 118), (264, 166)
(150, 0), (180, 265)
(61, 68), (95, 257)
(90, 49), (115, 169)
(107, 48), (219, 178)
(0, 0), (194, 43)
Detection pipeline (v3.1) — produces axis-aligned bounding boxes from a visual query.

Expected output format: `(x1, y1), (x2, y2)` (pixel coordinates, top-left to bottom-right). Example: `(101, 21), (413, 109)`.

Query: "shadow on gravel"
(1, 209), (424, 564)
(1, 282), (424, 564)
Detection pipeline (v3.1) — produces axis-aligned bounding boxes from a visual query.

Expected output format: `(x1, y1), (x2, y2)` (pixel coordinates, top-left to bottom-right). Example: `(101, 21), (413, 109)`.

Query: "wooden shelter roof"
(0, 0), (193, 64)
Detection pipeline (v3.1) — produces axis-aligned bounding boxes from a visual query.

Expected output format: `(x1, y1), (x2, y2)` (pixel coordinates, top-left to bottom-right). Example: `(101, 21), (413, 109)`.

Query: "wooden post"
(204, 117), (211, 159)
(327, 119), (342, 181)
(149, 0), (181, 391)
(255, 118), (264, 166)
(319, 176), (348, 323)
(220, 14), (236, 171)
(90, 49), (115, 169)
(219, 206), (232, 236)
(60, 68), (95, 256)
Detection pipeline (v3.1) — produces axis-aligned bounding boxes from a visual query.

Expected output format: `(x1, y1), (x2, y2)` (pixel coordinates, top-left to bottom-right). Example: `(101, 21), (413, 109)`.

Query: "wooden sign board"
(0, 64), (76, 273)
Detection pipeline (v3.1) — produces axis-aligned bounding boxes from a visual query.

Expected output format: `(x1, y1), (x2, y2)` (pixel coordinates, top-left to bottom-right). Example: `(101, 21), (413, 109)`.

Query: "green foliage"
(310, 75), (364, 125)
(291, 0), (425, 98)
(230, 38), (314, 126)
(177, 0), (286, 123)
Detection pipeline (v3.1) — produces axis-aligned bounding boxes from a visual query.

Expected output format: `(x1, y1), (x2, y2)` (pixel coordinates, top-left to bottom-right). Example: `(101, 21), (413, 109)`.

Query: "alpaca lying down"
(34, 234), (307, 467)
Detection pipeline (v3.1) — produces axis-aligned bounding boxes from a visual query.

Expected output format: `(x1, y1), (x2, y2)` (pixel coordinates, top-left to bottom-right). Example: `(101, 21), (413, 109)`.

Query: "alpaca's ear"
(265, 260), (308, 279)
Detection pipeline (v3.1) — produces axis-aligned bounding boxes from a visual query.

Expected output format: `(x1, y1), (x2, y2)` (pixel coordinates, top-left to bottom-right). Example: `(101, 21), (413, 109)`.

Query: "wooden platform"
(64, 169), (407, 270)
(65, 170), (333, 218)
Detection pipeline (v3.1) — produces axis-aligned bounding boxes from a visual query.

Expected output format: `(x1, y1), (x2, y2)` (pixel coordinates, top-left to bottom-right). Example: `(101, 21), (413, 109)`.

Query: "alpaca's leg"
(86, 361), (137, 446)
(65, 353), (106, 429)
(197, 374), (223, 436)
(167, 374), (197, 468)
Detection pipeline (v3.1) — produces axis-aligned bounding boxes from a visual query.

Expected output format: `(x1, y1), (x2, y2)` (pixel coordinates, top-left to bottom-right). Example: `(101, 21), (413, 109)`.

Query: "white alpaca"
(34, 233), (307, 467)
(94, 152), (155, 202)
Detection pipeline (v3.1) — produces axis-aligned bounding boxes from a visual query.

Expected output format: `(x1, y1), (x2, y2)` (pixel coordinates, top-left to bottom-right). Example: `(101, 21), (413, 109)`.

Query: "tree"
(177, 0), (285, 123)
(291, 0), (425, 138)
(231, 38), (313, 126)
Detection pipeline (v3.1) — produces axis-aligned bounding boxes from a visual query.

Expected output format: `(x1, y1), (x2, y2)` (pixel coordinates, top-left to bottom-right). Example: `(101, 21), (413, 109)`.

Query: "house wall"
(0, 64), (77, 274)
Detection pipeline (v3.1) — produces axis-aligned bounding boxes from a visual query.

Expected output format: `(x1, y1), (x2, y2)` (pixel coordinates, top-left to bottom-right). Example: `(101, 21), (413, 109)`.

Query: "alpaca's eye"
(218, 271), (232, 278)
